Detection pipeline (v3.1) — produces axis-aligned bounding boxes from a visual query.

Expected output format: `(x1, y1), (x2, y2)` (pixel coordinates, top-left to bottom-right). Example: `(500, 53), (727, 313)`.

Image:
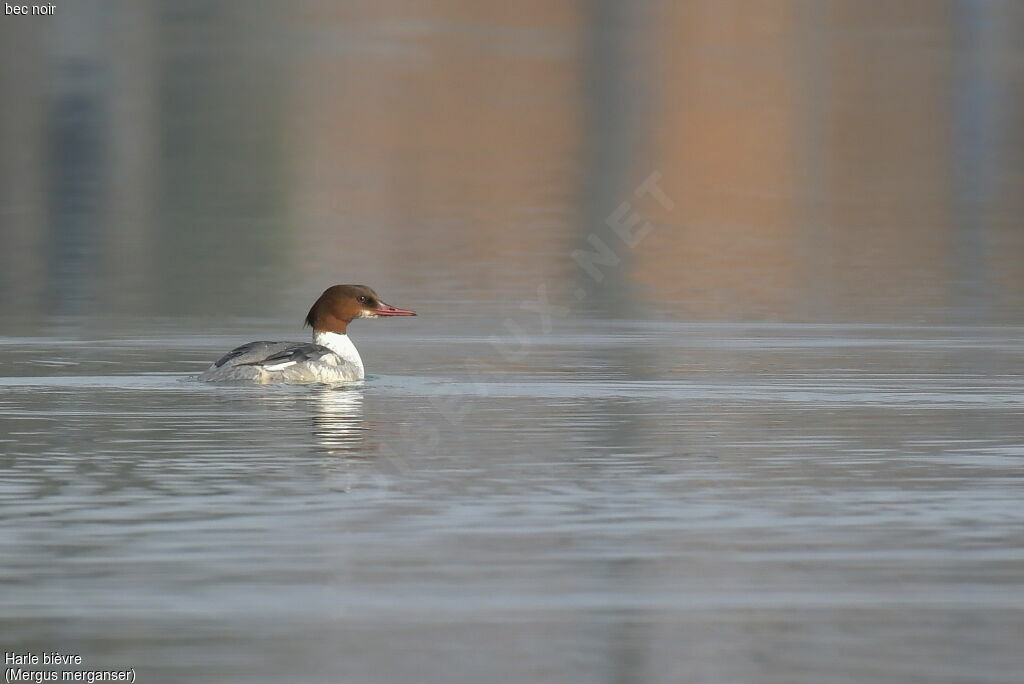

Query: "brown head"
(304, 284), (416, 334)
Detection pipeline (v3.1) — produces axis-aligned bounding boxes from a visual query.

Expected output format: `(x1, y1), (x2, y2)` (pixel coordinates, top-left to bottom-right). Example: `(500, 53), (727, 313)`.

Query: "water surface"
(2, 318), (1023, 683)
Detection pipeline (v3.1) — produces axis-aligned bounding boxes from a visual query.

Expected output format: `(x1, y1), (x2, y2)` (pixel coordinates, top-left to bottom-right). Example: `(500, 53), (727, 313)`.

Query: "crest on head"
(305, 284), (415, 334)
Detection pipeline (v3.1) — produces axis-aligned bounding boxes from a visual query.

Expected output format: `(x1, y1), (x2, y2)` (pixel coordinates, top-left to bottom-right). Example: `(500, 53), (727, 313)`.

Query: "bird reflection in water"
(310, 386), (392, 493)
(311, 386), (366, 454)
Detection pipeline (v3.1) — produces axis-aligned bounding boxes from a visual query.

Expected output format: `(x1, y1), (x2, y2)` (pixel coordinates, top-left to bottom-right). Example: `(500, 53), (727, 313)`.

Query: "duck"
(198, 284), (415, 384)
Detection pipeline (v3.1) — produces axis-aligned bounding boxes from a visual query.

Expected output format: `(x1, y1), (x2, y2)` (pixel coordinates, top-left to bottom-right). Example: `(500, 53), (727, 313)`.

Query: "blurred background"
(2, 0), (1022, 325)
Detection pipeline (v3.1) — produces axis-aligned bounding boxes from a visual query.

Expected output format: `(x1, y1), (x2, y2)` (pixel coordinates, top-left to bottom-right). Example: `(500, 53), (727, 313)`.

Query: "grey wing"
(241, 343), (335, 371)
(212, 341), (289, 368)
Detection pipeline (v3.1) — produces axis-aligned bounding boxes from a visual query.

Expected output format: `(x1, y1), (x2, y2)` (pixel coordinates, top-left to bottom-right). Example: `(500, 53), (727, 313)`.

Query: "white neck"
(314, 330), (364, 378)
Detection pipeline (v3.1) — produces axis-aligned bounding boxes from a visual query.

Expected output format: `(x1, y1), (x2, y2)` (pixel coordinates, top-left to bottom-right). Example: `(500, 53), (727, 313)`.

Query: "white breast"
(314, 331), (365, 380)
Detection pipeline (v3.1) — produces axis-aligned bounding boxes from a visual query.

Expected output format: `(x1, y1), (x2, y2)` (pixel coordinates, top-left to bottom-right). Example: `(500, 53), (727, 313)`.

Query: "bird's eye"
(357, 296), (368, 304)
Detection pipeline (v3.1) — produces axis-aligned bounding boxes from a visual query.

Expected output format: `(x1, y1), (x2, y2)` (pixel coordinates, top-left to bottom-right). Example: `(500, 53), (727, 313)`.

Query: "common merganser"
(198, 284), (415, 384)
